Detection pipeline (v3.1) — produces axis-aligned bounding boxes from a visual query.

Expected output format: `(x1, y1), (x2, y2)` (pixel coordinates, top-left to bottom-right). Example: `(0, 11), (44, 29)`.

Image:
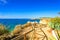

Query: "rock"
(39, 18), (50, 25)
(23, 22), (32, 28)
(11, 25), (22, 35)
(0, 24), (5, 30)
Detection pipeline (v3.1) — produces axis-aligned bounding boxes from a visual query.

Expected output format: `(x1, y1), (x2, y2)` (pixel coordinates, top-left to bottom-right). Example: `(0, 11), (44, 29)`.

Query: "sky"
(0, 0), (60, 18)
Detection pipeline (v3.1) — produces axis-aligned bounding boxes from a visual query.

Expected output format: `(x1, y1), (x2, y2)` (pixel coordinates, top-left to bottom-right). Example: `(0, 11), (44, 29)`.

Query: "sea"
(0, 19), (40, 31)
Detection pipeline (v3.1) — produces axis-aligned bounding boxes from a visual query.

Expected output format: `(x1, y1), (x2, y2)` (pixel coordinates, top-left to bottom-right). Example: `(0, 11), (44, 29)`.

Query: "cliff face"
(0, 23), (54, 40)
(10, 20), (57, 40)
(11, 25), (22, 35)
(25, 19), (57, 40)
(40, 18), (50, 25)
(0, 19), (60, 40)
(27, 23), (53, 40)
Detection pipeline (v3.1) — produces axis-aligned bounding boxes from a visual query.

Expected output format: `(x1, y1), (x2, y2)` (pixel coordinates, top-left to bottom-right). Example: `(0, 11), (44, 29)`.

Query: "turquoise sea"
(0, 19), (40, 31)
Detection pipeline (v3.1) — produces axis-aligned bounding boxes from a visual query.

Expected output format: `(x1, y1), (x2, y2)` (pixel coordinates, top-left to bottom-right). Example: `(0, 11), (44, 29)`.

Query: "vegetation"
(0, 24), (9, 35)
(48, 17), (60, 40)
(49, 36), (56, 40)
(49, 17), (60, 30)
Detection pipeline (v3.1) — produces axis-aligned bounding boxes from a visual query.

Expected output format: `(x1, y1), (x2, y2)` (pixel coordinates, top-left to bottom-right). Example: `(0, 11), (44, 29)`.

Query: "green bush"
(48, 17), (60, 30)
(0, 24), (9, 35)
(48, 17), (60, 39)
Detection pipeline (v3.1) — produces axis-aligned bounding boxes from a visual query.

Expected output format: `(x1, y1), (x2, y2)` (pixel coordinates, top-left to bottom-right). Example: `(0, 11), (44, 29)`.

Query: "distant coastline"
(0, 19), (40, 31)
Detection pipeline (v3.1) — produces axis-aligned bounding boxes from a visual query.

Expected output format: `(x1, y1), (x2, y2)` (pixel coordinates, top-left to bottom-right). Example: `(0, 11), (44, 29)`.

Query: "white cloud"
(0, 0), (7, 5)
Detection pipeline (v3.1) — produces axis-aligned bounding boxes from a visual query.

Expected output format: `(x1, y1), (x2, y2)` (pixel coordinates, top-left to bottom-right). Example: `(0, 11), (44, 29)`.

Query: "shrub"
(0, 24), (9, 35)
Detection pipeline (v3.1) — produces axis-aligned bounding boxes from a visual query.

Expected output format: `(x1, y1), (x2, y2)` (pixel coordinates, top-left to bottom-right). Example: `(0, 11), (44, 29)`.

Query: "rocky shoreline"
(0, 18), (60, 40)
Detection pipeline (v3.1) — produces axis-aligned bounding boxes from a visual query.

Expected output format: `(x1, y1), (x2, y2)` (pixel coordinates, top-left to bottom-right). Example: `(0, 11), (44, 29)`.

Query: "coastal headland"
(0, 18), (60, 40)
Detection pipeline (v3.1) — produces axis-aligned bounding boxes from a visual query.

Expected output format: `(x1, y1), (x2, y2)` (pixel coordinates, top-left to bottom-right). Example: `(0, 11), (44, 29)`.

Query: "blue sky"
(0, 0), (60, 18)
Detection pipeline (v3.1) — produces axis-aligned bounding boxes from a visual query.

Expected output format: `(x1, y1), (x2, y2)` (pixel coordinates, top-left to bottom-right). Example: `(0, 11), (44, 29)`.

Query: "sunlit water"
(0, 19), (40, 31)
